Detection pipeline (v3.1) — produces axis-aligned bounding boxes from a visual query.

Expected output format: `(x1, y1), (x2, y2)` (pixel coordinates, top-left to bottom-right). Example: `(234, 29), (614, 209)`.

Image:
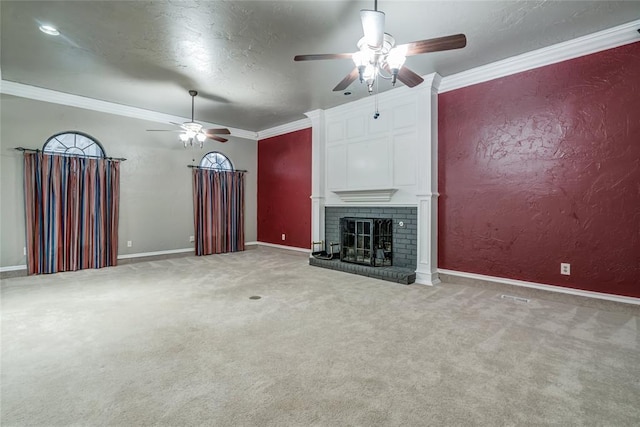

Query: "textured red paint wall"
(258, 128), (312, 249)
(438, 42), (640, 298)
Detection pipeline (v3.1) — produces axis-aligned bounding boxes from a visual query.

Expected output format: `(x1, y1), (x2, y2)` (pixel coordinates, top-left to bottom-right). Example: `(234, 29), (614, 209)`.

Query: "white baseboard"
(0, 244), (300, 272)
(0, 264), (27, 272)
(117, 248), (194, 259)
(438, 268), (640, 305)
(253, 241), (310, 253)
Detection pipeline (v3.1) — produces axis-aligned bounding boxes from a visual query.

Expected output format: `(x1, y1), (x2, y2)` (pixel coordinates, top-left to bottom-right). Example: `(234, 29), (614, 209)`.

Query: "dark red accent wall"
(438, 42), (640, 298)
(258, 128), (312, 249)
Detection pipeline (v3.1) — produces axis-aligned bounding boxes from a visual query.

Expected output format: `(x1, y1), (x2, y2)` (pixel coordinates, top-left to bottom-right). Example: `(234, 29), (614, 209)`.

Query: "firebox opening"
(340, 217), (392, 267)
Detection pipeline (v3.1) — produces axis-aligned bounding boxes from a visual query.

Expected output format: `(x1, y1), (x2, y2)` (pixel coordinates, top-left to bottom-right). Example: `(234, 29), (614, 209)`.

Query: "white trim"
(332, 188), (398, 203)
(0, 245), (257, 271)
(439, 19), (640, 93)
(324, 203), (417, 208)
(117, 248), (194, 260)
(0, 80), (258, 140)
(254, 241), (310, 253)
(438, 268), (640, 306)
(0, 264), (27, 272)
(415, 273), (441, 286)
(257, 118), (311, 140)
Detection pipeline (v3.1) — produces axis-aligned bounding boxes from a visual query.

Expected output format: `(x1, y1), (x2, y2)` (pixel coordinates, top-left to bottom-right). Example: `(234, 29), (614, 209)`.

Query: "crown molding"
(439, 19), (640, 93)
(257, 117), (311, 140)
(0, 80), (258, 140)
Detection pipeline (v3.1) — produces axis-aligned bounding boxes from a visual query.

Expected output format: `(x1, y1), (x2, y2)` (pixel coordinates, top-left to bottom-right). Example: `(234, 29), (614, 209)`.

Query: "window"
(200, 151), (233, 171)
(43, 131), (105, 158)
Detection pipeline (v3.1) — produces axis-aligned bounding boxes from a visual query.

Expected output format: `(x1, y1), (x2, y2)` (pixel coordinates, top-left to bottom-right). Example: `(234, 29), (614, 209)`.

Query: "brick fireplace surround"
(309, 206), (418, 284)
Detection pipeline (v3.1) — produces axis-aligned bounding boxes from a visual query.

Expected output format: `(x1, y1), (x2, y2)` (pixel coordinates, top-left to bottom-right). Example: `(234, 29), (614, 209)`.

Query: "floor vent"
(500, 294), (530, 303)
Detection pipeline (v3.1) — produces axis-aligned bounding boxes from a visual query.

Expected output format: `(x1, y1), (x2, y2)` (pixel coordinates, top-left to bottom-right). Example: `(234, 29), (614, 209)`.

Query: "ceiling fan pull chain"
(373, 77), (380, 119)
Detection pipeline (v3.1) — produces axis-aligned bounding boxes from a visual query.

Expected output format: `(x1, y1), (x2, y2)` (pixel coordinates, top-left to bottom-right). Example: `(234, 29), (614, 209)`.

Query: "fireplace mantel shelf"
(332, 188), (398, 203)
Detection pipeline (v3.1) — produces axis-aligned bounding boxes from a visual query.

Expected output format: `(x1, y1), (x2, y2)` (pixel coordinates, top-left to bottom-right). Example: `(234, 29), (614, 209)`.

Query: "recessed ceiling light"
(39, 25), (60, 36)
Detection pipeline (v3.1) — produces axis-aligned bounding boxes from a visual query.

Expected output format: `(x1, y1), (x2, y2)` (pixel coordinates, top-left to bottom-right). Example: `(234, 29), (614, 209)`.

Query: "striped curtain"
(23, 152), (120, 275)
(192, 169), (245, 255)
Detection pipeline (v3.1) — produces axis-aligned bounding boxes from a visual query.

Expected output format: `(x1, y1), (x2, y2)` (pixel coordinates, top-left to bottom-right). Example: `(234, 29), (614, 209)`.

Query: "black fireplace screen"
(340, 217), (392, 267)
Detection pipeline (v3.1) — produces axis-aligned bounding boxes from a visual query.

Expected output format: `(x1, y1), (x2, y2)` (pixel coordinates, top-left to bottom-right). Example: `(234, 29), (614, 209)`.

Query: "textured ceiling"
(1, 1), (639, 132)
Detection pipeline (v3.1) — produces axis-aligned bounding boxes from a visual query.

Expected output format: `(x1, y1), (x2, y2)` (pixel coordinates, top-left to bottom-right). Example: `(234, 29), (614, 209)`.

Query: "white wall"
(0, 94), (257, 268)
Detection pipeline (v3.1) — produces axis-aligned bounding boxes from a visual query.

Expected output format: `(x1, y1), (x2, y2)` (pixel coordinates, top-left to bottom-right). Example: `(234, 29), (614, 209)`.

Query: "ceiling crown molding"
(257, 117), (311, 140)
(0, 80), (258, 140)
(439, 19), (640, 93)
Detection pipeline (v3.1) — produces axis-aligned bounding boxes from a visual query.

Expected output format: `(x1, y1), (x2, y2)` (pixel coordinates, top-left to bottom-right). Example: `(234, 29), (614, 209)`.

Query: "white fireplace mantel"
(332, 188), (398, 203)
(308, 73), (441, 285)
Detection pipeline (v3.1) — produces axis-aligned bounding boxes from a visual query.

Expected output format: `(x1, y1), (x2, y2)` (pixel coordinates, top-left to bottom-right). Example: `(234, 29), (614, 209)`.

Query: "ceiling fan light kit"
(294, 1), (467, 95)
(147, 90), (231, 147)
(181, 90), (210, 148)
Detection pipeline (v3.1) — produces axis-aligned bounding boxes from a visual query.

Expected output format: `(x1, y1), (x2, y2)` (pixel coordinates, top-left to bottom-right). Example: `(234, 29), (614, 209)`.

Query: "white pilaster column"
(304, 109), (326, 254)
(415, 74), (441, 285)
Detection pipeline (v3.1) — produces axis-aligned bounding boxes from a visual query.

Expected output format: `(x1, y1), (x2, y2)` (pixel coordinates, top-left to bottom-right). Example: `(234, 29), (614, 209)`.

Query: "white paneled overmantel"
(308, 73), (441, 285)
(323, 80), (433, 206)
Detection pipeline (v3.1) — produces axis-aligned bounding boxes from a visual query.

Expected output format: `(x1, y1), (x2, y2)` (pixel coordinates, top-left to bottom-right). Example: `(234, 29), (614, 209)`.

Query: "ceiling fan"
(147, 90), (230, 147)
(294, 0), (466, 93)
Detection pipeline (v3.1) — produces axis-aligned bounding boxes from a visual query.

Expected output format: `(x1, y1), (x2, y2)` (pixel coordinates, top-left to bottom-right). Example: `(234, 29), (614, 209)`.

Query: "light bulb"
(196, 133), (206, 143)
(352, 50), (367, 67)
(179, 133), (189, 142)
(363, 64), (376, 80)
(39, 25), (60, 36)
(386, 53), (406, 71)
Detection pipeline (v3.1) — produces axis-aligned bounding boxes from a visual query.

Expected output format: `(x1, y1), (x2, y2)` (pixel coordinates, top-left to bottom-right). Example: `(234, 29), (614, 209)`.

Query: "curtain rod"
(187, 165), (248, 173)
(15, 147), (127, 161)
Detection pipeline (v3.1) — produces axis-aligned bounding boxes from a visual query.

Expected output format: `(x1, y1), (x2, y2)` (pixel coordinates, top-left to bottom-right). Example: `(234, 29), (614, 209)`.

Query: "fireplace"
(340, 217), (392, 267)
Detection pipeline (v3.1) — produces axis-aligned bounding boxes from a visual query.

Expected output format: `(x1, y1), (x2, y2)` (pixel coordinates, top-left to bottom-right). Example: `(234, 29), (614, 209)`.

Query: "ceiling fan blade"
(395, 66), (424, 88)
(360, 9), (385, 49)
(399, 34), (467, 56)
(295, 53), (354, 61)
(204, 128), (231, 135)
(333, 68), (360, 92)
(211, 136), (228, 143)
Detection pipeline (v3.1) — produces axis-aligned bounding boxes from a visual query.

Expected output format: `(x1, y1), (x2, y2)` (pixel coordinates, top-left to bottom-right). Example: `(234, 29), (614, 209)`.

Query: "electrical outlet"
(127, 240), (132, 248)
(281, 234), (286, 241)
(189, 235), (195, 242)
(23, 246), (26, 256)
(561, 263), (570, 275)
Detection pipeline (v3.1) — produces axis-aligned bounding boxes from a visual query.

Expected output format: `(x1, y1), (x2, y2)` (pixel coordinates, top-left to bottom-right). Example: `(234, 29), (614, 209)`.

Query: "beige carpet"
(2, 247), (639, 426)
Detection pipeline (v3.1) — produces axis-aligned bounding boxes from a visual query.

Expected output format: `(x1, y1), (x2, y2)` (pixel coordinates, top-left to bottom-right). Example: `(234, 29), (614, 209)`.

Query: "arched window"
(200, 151), (233, 171)
(43, 131), (105, 158)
